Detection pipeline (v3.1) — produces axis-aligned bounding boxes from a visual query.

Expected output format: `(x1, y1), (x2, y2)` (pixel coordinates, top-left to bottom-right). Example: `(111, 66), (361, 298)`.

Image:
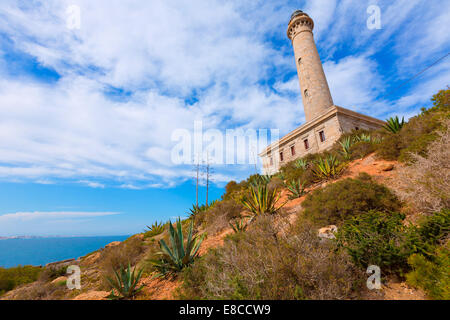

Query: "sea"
(0, 235), (130, 268)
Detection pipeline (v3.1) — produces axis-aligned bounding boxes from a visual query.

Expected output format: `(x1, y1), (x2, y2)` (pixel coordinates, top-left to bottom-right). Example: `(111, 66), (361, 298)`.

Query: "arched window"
(298, 57), (302, 65)
(304, 89), (309, 97)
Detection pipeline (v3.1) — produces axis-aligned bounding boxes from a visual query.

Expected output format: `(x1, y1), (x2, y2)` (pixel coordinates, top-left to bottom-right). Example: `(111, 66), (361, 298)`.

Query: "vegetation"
(302, 173), (401, 225)
(376, 88), (449, 162)
(0, 265), (42, 295)
(150, 219), (204, 276)
(393, 120), (449, 214)
(336, 211), (413, 274)
(229, 218), (249, 233)
(144, 221), (165, 238)
(406, 244), (450, 300)
(383, 116), (405, 134)
(99, 236), (145, 288)
(241, 184), (284, 218)
(285, 179), (306, 200)
(179, 215), (365, 300)
(106, 263), (144, 300)
(311, 155), (345, 181)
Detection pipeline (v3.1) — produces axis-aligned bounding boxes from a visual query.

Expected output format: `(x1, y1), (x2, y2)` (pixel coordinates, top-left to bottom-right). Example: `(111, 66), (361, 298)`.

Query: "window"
(304, 89), (309, 97)
(304, 139), (309, 150)
(269, 157), (273, 166)
(290, 145), (296, 156)
(280, 152), (284, 162)
(319, 130), (326, 142)
(298, 57), (302, 65)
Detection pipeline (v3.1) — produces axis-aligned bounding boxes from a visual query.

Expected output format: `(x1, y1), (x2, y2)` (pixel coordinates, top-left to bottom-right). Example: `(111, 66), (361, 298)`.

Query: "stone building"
(259, 10), (384, 175)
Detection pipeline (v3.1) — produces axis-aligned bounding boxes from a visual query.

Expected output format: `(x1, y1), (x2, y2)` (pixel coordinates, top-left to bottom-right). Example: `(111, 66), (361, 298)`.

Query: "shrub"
(393, 120), (450, 214)
(106, 263), (144, 300)
(0, 265), (41, 295)
(406, 244), (450, 300)
(179, 215), (365, 300)
(150, 219), (204, 276)
(336, 211), (413, 274)
(349, 141), (376, 160)
(203, 200), (244, 234)
(376, 88), (449, 162)
(99, 236), (145, 287)
(302, 173), (402, 225)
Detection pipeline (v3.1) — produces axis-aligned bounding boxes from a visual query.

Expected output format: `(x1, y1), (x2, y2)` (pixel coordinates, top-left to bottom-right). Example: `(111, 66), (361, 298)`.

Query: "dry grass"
(393, 120), (450, 215)
(180, 215), (365, 300)
(98, 236), (146, 289)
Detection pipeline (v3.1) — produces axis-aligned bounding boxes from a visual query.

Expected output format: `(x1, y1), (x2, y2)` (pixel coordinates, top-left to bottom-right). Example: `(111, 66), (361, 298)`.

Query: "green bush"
(376, 88), (450, 163)
(0, 265), (41, 295)
(406, 244), (450, 300)
(336, 211), (413, 274)
(302, 173), (402, 225)
(179, 215), (365, 300)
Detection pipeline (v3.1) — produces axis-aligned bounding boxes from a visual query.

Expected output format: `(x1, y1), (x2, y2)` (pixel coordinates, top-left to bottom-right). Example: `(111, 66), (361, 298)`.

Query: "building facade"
(259, 10), (384, 175)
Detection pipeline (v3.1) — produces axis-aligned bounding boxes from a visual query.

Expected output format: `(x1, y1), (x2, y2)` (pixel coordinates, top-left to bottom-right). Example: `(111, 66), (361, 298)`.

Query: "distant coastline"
(0, 235), (131, 268)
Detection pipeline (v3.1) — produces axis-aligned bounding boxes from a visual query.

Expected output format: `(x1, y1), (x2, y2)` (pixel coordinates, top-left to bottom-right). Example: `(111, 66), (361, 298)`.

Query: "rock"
(81, 251), (101, 265)
(104, 241), (121, 249)
(381, 164), (394, 171)
(72, 291), (110, 300)
(318, 225), (338, 239)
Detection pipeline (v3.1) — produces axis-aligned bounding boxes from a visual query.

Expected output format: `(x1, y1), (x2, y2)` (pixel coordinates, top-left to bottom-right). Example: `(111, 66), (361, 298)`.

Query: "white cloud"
(0, 0), (448, 188)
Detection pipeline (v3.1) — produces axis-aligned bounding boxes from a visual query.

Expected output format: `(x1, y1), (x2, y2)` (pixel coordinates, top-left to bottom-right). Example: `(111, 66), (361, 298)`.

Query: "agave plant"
(144, 221), (165, 238)
(229, 218), (249, 233)
(188, 204), (208, 219)
(249, 174), (273, 188)
(339, 136), (353, 160)
(241, 184), (284, 217)
(383, 116), (405, 134)
(106, 263), (144, 300)
(354, 133), (372, 143)
(312, 155), (345, 181)
(285, 179), (306, 200)
(294, 158), (308, 170)
(150, 218), (204, 276)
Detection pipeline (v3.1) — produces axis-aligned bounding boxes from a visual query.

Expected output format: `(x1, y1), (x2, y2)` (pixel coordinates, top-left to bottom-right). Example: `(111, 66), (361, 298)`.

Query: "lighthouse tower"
(287, 10), (334, 122)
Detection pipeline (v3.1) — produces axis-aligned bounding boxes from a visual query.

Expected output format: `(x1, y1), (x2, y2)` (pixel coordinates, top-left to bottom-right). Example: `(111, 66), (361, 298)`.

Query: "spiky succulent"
(294, 158), (308, 170)
(150, 219), (204, 276)
(383, 116), (405, 134)
(106, 263), (144, 300)
(144, 221), (165, 238)
(312, 155), (345, 181)
(241, 184), (284, 217)
(354, 133), (372, 143)
(339, 136), (353, 160)
(229, 218), (249, 233)
(286, 179), (306, 200)
(249, 174), (273, 188)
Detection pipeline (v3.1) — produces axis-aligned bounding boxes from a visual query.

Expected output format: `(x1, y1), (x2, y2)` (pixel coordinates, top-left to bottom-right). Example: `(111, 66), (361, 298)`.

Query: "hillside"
(1, 88), (449, 301)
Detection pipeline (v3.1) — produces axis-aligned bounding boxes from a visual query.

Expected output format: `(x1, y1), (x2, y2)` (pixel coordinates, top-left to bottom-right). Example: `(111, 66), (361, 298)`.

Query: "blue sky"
(0, 0), (448, 236)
